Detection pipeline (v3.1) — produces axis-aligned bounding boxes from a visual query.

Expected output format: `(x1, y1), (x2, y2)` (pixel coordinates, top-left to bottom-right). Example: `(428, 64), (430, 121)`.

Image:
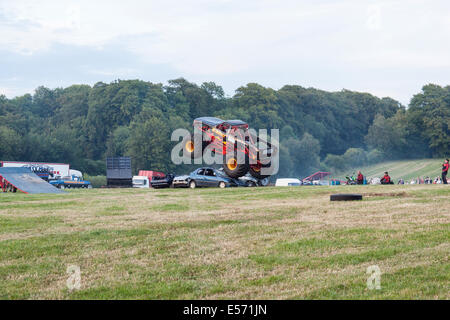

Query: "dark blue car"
(172, 167), (237, 189)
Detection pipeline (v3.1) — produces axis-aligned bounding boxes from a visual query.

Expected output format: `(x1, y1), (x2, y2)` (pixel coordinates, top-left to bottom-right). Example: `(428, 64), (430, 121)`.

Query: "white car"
(275, 178), (301, 186)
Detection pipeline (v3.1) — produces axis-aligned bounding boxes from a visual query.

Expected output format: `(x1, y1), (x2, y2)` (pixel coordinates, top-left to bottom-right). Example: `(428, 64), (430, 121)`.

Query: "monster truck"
(182, 117), (276, 179)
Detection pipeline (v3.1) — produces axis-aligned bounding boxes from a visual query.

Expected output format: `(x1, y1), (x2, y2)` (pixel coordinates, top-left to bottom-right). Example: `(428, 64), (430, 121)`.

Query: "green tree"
(106, 126), (130, 157)
(127, 115), (171, 173)
(343, 148), (367, 167)
(0, 126), (24, 160)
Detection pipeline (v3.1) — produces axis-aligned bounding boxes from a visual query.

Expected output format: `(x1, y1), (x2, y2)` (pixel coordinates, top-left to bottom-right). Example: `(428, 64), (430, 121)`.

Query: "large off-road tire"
(222, 153), (249, 178)
(249, 165), (271, 179)
(182, 134), (208, 159)
(330, 194), (363, 201)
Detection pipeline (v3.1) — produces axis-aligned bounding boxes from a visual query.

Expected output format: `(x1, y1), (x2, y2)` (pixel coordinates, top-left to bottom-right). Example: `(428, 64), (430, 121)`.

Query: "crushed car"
(150, 174), (175, 189)
(217, 168), (268, 187)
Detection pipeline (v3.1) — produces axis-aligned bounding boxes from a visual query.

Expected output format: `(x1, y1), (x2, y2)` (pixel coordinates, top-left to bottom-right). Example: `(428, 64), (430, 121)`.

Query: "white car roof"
(276, 178), (301, 183)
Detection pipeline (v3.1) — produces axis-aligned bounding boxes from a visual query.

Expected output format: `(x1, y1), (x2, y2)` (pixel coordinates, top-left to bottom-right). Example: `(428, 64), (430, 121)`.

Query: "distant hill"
(334, 159), (444, 182)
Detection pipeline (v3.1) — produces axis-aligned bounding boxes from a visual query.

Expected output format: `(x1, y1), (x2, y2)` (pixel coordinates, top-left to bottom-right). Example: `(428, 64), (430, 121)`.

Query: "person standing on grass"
(442, 159), (449, 184)
(357, 171), (364, 185)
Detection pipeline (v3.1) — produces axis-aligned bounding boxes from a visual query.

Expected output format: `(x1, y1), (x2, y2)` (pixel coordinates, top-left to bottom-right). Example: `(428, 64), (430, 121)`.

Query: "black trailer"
(106, 157), (132, 187)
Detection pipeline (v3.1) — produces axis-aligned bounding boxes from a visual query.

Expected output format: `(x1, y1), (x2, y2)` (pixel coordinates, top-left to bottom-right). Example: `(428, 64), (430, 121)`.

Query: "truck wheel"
(218, 181), (226, 188)
(189, 180), (197, 189)
(183, 134), (207, 159)
(222, 153), (249, 178)
(249, 165), (268, 179)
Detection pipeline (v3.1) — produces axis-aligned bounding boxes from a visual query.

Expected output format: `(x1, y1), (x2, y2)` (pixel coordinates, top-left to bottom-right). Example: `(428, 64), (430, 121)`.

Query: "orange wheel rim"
(227, 158), (238, 170)
(185, 141), (194, 153)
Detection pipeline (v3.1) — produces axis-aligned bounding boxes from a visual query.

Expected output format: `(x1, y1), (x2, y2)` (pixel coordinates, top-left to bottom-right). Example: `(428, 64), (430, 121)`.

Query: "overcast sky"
(0, 0), (449, 105)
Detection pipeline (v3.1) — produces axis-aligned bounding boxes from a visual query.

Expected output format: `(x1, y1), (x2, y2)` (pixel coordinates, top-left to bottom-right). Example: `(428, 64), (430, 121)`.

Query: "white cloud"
(0, 0), (449, 103)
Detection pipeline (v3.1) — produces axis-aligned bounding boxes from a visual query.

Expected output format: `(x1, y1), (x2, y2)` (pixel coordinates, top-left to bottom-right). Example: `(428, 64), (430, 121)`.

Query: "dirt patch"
(362, 192), (408, 198)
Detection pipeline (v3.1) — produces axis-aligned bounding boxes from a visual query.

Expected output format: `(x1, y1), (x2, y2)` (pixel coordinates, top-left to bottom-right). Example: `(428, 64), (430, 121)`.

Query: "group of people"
(354, 159), (449, 185)
(354, 171), (390, 184)
(398, 177), (444, 184)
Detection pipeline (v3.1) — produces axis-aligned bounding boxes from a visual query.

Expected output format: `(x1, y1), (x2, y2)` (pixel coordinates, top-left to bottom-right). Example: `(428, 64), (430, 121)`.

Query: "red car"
(183, 117), (276, 178)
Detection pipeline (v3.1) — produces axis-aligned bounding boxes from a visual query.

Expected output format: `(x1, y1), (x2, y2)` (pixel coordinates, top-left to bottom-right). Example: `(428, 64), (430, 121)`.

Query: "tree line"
(0, 79), (448, 177)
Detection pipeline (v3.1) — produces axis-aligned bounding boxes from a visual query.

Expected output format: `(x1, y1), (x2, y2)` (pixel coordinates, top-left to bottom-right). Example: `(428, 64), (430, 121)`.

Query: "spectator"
(357, 171), (364, 185)
(381, 172), (393, 185)
(398, 178), (404, 185)
(442, 159), (449, 185)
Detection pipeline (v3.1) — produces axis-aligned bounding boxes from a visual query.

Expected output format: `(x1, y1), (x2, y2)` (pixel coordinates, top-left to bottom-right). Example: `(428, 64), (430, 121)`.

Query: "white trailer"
(275, 178), (302, 186)
(0, 161), (70, 179)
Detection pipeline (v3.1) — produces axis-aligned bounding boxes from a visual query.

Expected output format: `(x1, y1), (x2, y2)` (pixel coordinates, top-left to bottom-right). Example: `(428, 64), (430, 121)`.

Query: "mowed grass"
(0, 185), (448, 300)
(336, 158), (445, 181)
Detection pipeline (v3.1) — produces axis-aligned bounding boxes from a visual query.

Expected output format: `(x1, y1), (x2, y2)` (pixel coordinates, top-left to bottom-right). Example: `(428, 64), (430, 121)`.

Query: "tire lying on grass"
(330, 194), (363, 201)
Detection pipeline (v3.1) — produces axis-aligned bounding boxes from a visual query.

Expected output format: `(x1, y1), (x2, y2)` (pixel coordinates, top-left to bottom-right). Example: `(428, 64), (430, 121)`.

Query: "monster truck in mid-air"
(183, 117), (277, 179)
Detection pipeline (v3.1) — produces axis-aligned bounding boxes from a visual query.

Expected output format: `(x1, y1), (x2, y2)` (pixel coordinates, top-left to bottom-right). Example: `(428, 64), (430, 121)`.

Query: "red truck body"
(138, 170), (165, 181)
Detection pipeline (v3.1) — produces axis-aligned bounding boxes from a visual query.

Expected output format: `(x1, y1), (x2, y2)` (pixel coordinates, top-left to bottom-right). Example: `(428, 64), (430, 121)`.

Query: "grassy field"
(0, 185), (448, 300)
(335, 159), (444, 182)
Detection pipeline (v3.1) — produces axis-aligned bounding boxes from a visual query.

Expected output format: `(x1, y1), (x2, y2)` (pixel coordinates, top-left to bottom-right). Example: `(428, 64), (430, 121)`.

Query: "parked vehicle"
(173, 167), (238, 189)
(106, 157), (132, 187)
(275, 178), (301, 186)
(138, 170), (165, 182)
(49, 174), (92, 189)
(150, 174), (175, 189)
(132, 176), (150, 188)
(183, 117), (276, 179)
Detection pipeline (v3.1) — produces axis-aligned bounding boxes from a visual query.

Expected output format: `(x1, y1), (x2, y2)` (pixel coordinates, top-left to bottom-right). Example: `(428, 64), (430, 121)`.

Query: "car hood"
(174, 175), (190, 180)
